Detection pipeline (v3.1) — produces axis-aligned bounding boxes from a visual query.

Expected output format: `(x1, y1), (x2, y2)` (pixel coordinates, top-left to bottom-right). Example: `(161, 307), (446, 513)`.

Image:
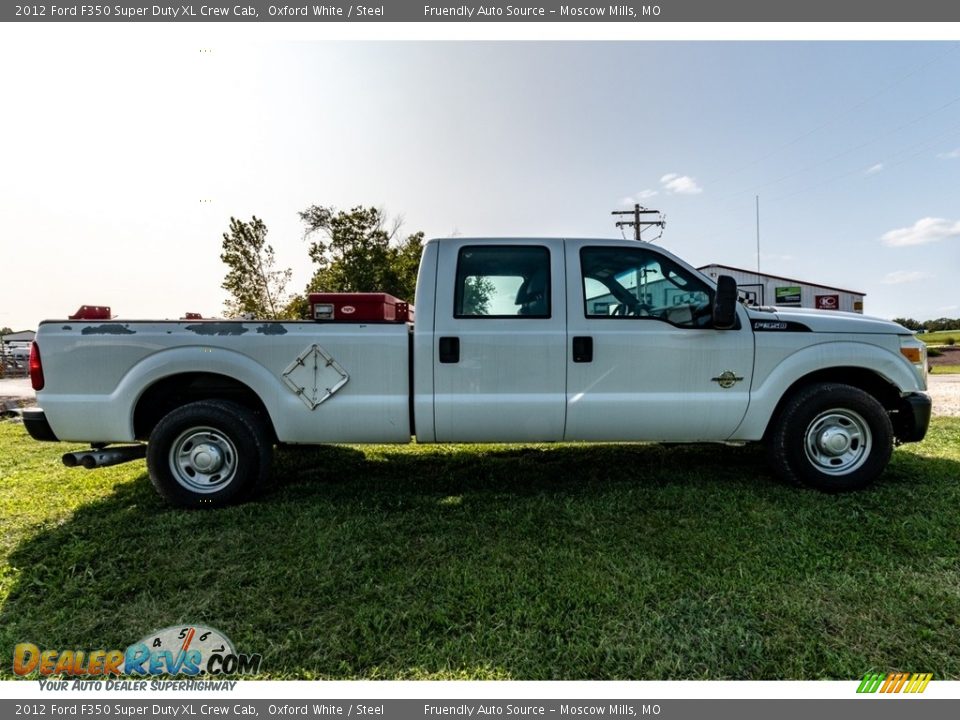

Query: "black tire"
(146, 400), (272, 508)
(767, 382), (893, 492)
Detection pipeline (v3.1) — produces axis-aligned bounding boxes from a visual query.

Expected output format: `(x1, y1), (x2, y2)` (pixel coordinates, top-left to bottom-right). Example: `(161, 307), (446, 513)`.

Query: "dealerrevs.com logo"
(13, 625), (262, 678)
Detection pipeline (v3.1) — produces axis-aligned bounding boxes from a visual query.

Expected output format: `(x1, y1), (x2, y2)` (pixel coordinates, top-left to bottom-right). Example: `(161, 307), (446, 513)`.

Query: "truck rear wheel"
(146, 399), (272, 508)
(767, 383), (893, 492)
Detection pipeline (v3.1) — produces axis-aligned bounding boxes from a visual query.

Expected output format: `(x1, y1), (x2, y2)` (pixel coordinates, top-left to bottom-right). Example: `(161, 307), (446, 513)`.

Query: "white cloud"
(622, 189), (659, 205)
(660, 173), (702, 195)
(761, 253), (795, 263)
(865, 163), (884, 175)
(881, 217), (960, 247)
(881, 270), (934, 285)
(938, 148), (960, 159)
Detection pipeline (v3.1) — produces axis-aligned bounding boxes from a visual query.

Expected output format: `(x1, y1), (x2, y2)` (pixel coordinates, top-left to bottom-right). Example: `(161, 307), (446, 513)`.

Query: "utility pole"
(611, 204), (666, 242)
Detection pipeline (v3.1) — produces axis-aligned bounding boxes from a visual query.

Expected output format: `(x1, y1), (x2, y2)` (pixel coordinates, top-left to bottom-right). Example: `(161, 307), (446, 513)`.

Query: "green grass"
(931, 365), (960, 374)
(1, 418), (959, 680)
(918, 329), (959, 345)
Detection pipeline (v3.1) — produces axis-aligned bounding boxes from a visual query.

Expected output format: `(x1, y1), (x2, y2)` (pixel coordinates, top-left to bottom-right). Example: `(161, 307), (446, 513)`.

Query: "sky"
(1, 39), (959, 330)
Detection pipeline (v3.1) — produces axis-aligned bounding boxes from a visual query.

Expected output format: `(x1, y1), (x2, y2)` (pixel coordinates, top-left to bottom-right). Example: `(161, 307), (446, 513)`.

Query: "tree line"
(219, 205), (423, 319)
(891, 317), (960, 333)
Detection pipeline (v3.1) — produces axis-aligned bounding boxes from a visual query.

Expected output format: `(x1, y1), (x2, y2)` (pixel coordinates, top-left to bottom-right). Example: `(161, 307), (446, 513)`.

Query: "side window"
(455, 246), (551, 318)
(580, 247), (713, 328)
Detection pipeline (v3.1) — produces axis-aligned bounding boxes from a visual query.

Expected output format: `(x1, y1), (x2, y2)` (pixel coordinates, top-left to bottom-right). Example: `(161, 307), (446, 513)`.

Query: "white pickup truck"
(24, 237), (931, 507)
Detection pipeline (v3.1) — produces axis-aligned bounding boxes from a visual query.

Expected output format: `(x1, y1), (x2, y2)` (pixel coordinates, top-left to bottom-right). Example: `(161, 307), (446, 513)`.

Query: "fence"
(0, 346), (29, 378)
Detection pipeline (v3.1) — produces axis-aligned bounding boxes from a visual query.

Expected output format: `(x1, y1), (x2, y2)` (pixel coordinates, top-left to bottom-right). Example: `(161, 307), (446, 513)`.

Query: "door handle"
(572, 336), (593, 363)
(439, 337), (460, 363)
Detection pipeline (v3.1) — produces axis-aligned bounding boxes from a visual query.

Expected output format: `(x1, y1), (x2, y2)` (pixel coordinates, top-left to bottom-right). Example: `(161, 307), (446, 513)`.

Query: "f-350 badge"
(711, 370), (744, 389)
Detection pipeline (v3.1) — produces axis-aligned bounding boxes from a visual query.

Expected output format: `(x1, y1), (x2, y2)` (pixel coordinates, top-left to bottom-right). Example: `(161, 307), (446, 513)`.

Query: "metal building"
(698, 264), (865, 314)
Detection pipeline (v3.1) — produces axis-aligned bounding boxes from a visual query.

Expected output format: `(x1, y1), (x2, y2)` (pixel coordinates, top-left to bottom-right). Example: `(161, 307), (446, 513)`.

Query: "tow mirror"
(712, 275), (738, 330)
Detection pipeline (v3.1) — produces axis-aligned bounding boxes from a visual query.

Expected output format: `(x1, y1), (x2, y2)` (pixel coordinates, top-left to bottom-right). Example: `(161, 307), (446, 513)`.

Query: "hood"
(745, 306), (911, 335)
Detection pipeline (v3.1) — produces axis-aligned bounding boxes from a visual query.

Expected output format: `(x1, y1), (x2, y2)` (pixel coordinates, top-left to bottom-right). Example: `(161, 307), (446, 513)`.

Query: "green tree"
(926, 317), (960, 333)
(0, 327), (12, 337)
(220, 216), (292, 319)
(298, 205), (424, 302)
(461, 277), (495, 315)
(280, 294), (310, 320)
(892, 317), (924, 332)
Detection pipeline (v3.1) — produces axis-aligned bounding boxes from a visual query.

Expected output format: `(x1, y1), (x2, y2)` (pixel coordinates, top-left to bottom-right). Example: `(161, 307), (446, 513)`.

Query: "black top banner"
(5, 0), (960, 22)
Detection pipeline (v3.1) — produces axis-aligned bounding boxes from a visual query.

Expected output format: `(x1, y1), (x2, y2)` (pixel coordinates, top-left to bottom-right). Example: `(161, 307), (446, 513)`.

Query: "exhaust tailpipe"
(62, 445), (146, 470)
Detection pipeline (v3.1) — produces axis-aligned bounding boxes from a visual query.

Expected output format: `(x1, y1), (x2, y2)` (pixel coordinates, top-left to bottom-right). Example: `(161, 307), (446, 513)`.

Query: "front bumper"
(893, 392), (932, 443)
(22, 408), (59, 442)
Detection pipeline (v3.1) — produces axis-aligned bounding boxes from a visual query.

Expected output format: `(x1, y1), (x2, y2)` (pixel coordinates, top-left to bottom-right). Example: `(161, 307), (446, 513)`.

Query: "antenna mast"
(756, 195), (761, 274)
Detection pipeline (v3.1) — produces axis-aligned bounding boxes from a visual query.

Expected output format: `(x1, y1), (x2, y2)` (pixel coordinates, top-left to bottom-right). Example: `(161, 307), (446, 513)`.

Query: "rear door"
(564, 240), (754, 442)
(433, 239), (567, 442)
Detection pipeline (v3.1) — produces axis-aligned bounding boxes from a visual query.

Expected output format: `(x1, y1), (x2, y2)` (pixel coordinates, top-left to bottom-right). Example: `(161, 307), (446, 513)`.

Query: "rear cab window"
(455, 245), (551, 318)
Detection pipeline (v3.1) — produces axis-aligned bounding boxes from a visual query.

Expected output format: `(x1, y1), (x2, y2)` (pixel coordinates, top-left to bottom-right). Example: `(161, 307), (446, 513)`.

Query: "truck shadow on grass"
(269, 440), (777, 499)
(3, 435), (960, 680)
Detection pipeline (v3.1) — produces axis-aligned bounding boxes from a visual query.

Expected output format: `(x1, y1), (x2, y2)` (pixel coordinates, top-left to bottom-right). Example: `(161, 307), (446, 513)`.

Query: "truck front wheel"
(146, 400), (272, 508)
(767, 383), (893, 492)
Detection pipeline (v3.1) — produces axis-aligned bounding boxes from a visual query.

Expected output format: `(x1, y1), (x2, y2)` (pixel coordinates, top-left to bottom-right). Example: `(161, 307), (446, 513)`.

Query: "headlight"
(899, 336), (928, 389)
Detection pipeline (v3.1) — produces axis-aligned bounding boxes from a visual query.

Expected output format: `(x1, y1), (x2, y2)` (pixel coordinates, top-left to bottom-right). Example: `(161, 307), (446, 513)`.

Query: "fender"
(732, 340), (923, 441)
(44, 346), (284, 443)
(122, 345), (286, 436)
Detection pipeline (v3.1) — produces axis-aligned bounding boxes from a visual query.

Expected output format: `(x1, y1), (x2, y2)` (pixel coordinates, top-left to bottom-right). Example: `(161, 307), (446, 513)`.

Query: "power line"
(768, 122), (960, 205)
(713, 92), (960, 206)
(712, 43), (960, 186)
(708, 120), (960, 242)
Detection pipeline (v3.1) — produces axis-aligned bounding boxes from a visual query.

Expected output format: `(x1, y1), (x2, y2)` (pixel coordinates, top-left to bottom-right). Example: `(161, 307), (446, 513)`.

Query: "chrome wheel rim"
(168, 426), (238, 493)
(803, 409), (872, 476)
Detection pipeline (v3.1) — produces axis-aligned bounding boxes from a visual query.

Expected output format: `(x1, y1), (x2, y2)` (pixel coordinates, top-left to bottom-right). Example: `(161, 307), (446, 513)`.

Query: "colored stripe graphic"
(906, 673), (933, 693)
(857, 672), (885, 693)
(887, 673), (907, 692)
(858, 672), (931, 693)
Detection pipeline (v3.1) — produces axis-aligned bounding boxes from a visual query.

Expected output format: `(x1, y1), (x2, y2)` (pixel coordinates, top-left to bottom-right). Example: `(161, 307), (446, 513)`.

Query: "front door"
(564, 240), (754, 442)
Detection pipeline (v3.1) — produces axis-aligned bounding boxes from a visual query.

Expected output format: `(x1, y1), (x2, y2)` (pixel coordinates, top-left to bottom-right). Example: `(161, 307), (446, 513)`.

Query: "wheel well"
(764, 367), (902, 439)
(133, 373), (276, 441)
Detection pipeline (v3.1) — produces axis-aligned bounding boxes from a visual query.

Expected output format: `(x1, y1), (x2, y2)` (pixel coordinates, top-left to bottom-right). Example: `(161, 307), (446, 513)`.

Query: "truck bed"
(36, 320), (411, 444)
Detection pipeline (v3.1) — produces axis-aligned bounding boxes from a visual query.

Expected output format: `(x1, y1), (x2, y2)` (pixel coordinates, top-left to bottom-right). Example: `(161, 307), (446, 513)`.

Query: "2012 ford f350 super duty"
(23, 237), (931, 507)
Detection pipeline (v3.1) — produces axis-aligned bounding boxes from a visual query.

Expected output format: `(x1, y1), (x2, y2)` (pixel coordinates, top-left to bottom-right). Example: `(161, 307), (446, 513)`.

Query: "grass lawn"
(1, 418), (959, 680)
(918, 329), (960, 345)
(931, 365), (960, 375)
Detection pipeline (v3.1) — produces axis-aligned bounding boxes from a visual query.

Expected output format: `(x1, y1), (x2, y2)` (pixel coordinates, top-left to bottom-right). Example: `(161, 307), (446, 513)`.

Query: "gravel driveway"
(929, 374), (960, 417)
(0, 377), (34, 413)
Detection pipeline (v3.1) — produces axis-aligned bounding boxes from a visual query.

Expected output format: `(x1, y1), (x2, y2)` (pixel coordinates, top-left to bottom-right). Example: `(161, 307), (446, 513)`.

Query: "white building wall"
(699, 265), (864, 314)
